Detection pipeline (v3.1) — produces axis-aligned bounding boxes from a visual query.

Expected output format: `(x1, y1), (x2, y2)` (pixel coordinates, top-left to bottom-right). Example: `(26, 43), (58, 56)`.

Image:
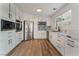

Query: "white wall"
(23, 13), (51, 39)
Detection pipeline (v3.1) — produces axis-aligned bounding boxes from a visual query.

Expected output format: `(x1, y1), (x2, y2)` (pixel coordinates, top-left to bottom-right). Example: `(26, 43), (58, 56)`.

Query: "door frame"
(24, 21), (34, 40)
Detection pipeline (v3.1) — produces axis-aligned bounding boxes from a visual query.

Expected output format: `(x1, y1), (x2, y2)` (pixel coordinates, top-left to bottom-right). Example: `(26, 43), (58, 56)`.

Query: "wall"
(23, 13), (51, 39)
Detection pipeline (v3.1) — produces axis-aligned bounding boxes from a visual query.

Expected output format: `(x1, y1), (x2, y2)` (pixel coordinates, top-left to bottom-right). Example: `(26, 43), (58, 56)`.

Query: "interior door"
(25, 21), (34, 40)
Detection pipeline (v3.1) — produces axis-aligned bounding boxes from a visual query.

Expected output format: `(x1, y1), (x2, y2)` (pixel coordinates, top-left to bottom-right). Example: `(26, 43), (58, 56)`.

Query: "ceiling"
(15, 3), (66, 17)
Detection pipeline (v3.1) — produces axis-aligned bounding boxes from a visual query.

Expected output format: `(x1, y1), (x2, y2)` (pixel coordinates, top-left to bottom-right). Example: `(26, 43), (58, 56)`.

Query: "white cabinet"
(0, 3), (9, 19)
(49, 32), (58, 47)
(15, 32), (22, 45)
(49, 32), (52, 40)
(55, 42), (65, 55)
(9, 3), (16, 22)
(18, 32), (22, 42)
(0, 3), (23, 55)
(65, 44), (76, 56)
(8, 31), (16, 51)
(19, 10), (23, 21)
(0, 3), (16, 22)
(55, 33), (65, 55)
(0, 30), (15, 55)
(0, 31), (9, 55)
(15, 7), (20, 20)
(49, 32), (65, 55)
(57, 34), (65, 47)
(65, 37), (79, 56)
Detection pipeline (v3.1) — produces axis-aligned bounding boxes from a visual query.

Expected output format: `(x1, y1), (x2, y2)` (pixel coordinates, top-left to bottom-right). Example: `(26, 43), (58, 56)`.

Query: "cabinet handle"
(67, 43), (74, 47)
(8, 39), (12, 45)
(57, 40), (61, 42)
(8, 13), (10, 18)
(8, 13), (12, 19)
(68, 39), (74, 42)
(58, 35), (60, 37)
(8, 40), (10, 45)
(66, 35), (71, 38)
(10, 39), (12, 44)
(8, 36), (12, 38)
(10, 14), (12, 18)
(19, 16), (20, 19)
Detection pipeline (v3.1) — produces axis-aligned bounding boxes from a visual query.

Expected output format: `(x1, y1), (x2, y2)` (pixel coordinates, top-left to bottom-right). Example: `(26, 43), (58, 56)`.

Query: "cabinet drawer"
(56, 39), (65, 47)
(56, 43), (65, 55)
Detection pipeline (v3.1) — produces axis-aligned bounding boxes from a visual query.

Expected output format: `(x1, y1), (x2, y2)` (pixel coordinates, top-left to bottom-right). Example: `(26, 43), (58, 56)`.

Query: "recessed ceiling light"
(36, 9), (42, 12)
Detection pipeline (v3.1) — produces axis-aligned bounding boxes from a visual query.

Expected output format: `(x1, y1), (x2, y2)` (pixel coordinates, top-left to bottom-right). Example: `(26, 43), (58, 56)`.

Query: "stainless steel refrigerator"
(24, 21), (34, 40)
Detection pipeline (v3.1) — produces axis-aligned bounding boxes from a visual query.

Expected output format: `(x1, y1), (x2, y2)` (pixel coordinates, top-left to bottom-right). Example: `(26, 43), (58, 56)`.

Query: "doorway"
(24, 21), (34, 40)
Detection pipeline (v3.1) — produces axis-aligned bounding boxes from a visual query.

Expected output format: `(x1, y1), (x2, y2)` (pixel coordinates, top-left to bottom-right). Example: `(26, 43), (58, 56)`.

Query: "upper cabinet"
(15, 7), (23, 21)
(20, 11), (23, 21)
(9, 3), (16, 22)
(0, 3), (23, 21)
(0, 3), (16, 22)
(15, 7), (20, 20)
(0, 3), (9, 19)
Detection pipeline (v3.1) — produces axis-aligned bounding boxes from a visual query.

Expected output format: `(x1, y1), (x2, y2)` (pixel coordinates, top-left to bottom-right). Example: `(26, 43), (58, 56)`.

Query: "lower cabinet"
(15, 32), (22, 45)
(65, 44), (76, 56)
(49, 32), (79, 56)
(0, 31), (23, 55)
(49, 32), (65, 55)
(49, 32), (58, 47)
(0, 32), (9, 55)
(55, 43), (65, 55)
(0, 30), (15, 55)
(65, 37), (79, 56)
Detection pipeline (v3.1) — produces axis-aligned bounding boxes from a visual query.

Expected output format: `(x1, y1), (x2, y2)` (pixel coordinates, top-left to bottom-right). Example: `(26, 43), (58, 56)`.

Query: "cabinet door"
(18, 32), (22, 42)
(10, 3), (16, 22)
(15, 33), (19, 45)
(12, 31), (16, 48)
(53, 33), (58, 47)
(55, 43), (65, 55)
(65, 38), (77, 56)
(65, 44), (76, 56)
(65, 40), (79, 56)
(19, 11), (23, 21)
(15, 7), (20, 20)
(57, 34), (65, 47)
(15, 32), (22, 45)
(49, 32), (55, 45)
(0, 3), (9, 19)
(49, 32), (52, 40)
(8, 31), (16, 51)
(0, 32), (9, 55)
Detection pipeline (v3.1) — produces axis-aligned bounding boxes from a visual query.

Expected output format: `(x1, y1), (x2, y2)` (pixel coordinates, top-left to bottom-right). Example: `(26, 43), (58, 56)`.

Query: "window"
(38, 22), (47, 31)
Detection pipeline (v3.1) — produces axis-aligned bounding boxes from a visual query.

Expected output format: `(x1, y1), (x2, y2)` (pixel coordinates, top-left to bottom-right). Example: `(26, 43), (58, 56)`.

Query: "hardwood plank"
(9, 39), (61, 56)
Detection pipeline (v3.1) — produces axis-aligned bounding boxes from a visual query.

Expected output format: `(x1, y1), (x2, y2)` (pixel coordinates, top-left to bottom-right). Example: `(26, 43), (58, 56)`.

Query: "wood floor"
(9, 39), (61, 56)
